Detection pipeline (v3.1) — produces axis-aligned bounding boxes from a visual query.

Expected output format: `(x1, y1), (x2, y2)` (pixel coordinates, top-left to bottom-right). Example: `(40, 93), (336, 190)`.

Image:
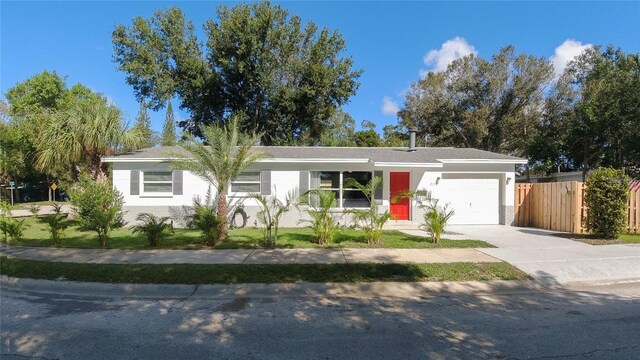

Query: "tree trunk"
(99, 233), (109, 247)
(217, 191), (229, 243)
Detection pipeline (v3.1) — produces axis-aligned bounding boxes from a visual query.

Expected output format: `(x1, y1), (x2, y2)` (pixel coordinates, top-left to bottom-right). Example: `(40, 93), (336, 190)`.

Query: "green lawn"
(620, 233), (640, 244)
(2, 216), (491, 249)
(0, 256), (527, 284)
(560, 232), (640, 245)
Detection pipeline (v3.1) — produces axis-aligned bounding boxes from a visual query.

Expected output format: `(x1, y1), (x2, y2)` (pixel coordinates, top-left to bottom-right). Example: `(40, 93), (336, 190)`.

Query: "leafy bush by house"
(69, 175), (125, 247)
(421, 200), (455, 244)
(344, 176), (391, 245)
(132, 213), (172, 247)
(395, 190), (455, 244)
(251, 189), (298, 248)
(40, 213), (68, 246)
(299, 189), (342, 246)
(0, 218), (27, 243)
(186, 190), (221, 246)
(585, 168), (630, 239)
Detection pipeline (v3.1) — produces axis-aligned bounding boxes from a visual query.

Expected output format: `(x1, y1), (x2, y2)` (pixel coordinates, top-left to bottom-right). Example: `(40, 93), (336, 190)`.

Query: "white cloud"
(422, 36), (477, 75)
(550, 39), (592, 78)
(382, 96), (400, 116)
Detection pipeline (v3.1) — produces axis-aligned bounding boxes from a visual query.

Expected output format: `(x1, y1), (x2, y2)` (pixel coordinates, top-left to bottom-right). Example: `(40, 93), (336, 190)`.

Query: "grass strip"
(0, 257), (528, 284)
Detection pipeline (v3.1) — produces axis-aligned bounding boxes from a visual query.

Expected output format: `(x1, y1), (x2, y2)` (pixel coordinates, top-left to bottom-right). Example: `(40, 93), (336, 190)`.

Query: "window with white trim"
(231, 171), (261, 193)
(142, 171), (173, 193)
(310, 171), (372, 208)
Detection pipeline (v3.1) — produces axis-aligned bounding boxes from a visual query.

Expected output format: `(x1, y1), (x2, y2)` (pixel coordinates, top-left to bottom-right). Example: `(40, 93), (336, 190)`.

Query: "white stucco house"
(103, 143), (526, 228)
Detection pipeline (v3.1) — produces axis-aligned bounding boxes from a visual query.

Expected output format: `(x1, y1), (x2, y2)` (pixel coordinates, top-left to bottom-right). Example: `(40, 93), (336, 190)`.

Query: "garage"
(436, 178), (500, 225)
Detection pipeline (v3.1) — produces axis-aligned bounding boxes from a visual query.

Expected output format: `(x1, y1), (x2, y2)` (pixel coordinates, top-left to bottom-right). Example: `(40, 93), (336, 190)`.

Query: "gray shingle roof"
(105, 146), (525, 163)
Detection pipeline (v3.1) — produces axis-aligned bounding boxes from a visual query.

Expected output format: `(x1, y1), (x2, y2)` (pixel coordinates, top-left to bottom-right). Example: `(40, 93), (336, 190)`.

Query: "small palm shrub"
(1, 218), (27, 243)
(28, 204), (40, 217)
(0, 200), (11, 242)
(251, 189), (298, 248)
(52, 202), (64, 214)
(132, 213), (172, 247)
(585, 168), (630, 239)
(186, 191), (221, 246)
(344, 176), (391, 245)
(69, 175), (125, 247)
(40, 213), (69, 246)
(420, 200), (455, 244)
(395, 190), (455, 244)
(299, 189), (341, 246)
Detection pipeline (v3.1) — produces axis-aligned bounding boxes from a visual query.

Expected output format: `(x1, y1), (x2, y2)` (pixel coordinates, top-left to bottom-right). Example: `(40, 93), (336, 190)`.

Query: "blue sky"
(2, 1), (639, 134)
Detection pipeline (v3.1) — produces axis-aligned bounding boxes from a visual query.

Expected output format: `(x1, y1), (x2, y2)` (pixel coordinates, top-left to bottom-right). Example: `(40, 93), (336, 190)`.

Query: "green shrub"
(251, 189), (297, 248)
(40, 213), (69, 246)
(585, 168), (630, 239)
(421, 200), (455, 244)
(395, 190), (455, 244)
(186, 191), (221, 246)
(344, 176), (391, 245)
(0, 218), (27, 243)
(69, 175), (124, 247)
(28, 204), (40, 217)
(132, 213), (172, 247)
(299, 189), (342, 246)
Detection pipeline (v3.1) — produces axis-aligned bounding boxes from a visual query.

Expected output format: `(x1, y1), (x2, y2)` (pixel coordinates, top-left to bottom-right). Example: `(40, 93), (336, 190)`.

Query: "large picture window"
(143, 171), (173, 193)
(310, 171), (372, 208)
(231, 171), (261, 193)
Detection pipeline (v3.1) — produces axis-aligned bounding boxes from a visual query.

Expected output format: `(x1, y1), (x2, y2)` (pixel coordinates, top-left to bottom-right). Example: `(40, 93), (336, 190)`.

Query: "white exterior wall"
(112, 160), (518, 227)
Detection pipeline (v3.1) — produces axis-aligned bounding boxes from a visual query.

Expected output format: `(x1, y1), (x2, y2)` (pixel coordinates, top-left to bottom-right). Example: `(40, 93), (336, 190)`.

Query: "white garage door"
(436, 178), (500, 225)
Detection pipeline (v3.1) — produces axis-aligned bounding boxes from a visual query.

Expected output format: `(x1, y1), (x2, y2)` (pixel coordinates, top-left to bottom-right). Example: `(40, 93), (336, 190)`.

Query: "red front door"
(390, 172), (410, 220)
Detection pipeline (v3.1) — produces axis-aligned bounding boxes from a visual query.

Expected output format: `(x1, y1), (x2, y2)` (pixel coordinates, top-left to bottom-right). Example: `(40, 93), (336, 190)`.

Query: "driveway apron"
(448, 225), (640, 284)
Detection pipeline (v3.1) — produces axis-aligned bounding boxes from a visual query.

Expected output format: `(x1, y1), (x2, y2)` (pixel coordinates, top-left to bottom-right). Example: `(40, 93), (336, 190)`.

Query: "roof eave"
(437, 158), (527, 164)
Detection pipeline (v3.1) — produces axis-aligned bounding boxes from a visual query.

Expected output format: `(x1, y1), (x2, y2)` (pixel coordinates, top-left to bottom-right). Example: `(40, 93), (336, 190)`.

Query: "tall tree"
(5, 71), (67, 117)
(134, 102), (154, 148)
(169, 116), (265, 242)
(36, 97), (144, 180)
(314, 109), (356, 146)
(353, 120), (381, 147)
(399, 46), (553, 157)
(113, 1), (362, 145)
(529, 46), (640, 177)
(3, 72), (101, 188)
(161, 101), (177, 146)
(382, 124), (408, 147)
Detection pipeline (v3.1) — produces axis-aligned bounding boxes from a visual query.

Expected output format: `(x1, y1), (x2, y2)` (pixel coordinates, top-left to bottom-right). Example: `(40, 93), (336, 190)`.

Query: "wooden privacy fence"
(515, 180), (640, 234)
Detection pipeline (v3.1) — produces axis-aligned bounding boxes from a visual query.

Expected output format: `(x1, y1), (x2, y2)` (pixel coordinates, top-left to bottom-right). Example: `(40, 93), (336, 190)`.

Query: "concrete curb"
(0, 275), (548, 300)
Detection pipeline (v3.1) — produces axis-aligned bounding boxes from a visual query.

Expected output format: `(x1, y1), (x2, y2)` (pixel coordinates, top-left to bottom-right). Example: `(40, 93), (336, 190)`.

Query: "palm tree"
(170, 116), (265, 242)
(36, 98), (143, 180)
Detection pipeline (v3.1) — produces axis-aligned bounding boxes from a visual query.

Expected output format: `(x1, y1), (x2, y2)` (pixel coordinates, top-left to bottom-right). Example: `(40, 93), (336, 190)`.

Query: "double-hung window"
(142, 171), (173, 193)
(231, 171), (261, 193)
(310, 171), (372, 208)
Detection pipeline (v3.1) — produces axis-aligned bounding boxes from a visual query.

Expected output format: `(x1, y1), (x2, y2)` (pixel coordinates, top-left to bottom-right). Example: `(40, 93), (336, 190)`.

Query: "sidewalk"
(0, 243), (499, 265)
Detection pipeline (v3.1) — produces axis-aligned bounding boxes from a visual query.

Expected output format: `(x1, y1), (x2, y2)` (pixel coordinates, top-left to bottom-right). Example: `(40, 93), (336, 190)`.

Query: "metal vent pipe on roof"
(408, 127), (417, 151)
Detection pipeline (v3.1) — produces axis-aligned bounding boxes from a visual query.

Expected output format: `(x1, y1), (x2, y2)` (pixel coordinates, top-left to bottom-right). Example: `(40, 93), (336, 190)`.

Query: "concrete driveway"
(448, 225), (640, 285)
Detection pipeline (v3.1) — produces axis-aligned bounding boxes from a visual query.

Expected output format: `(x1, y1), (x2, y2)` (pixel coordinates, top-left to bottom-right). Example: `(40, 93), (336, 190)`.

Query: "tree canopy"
(529, 46), (640, 175)
(113, 1), (362, 145)
(161, 102), (177, 146)
(133, 102), (154, 148)
(399, 46), (554, 157)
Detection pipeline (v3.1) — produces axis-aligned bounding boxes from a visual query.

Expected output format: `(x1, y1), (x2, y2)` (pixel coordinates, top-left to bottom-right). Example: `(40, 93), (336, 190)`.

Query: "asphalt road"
(1, 281), (639, 359)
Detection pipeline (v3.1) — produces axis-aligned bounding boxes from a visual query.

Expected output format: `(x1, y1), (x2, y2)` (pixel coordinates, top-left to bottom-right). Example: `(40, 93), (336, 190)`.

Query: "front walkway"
(447, 225), (640, 284)
(0, 243), (498, 265)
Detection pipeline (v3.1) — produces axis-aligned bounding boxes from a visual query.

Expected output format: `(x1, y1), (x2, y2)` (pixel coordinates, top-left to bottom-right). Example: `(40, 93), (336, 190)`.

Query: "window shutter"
(299, 171), (309, 194)
(173, 170), (183, 195)
(374, 171), (383, 204)
(130, 170), (140, 195)
(260, 170), (271, 195)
